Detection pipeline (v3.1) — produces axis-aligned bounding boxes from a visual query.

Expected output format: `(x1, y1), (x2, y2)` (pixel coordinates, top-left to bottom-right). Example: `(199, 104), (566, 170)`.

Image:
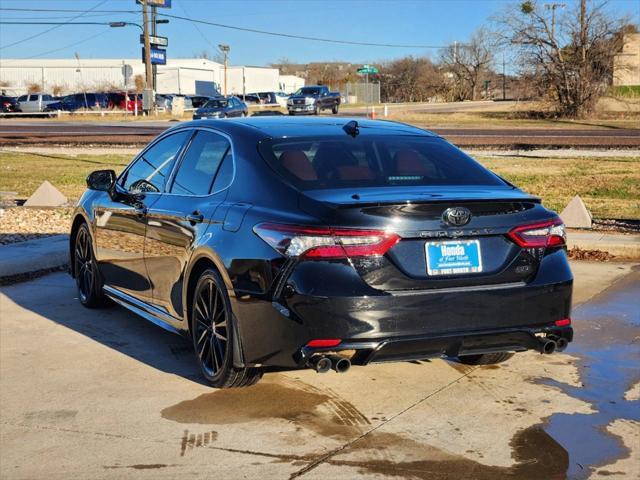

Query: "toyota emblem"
(443, 207), (472, 227)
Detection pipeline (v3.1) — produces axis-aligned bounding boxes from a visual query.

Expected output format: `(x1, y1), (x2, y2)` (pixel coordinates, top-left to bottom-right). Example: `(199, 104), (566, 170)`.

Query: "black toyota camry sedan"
(70, 117), (573, 388)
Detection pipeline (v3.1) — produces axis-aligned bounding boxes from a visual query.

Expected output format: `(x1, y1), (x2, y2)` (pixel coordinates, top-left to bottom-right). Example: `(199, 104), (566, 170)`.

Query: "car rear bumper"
(233, 276), (573, 368)
(298, 326), (574, 366)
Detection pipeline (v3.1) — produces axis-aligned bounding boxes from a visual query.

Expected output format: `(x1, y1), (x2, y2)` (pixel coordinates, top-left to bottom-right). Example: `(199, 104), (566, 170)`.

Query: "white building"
(0, 58), (304, 96)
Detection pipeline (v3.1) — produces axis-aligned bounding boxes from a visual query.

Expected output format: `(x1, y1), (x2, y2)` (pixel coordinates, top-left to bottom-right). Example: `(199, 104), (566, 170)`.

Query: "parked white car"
(16, 93), (57, 113)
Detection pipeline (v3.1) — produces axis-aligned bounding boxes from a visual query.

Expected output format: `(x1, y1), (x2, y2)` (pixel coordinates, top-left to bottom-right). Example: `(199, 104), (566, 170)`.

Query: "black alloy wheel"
(191, 269), (263, 388)
(74, 223), (106, 308)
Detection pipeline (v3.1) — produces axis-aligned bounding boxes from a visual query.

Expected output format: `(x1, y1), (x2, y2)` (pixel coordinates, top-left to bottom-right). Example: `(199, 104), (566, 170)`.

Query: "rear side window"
(120, 131), (190, 193)
(259, 135), (506, 190)
(17, 95), (27, 102)
(170, 130), (231, 196)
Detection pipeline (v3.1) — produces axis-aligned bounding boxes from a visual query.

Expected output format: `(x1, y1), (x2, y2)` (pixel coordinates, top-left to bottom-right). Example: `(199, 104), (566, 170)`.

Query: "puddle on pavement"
(539, 272), (640, 478)
(327, 427), (569, 480)
(161, 377), (369, 439)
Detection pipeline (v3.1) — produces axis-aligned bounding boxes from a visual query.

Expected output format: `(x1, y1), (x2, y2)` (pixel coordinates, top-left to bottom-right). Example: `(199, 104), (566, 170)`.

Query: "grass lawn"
(0, 151), (131, 200)
(0, 151), (638, 220)
(476, 155), (639, 219)
(386, 110), (640, 130)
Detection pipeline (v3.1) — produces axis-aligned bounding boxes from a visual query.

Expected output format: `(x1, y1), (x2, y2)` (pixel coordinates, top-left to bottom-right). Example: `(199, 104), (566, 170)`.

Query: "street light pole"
(151, 5), (157, 92)
(141, 1), (152, 91)
(218, 44), (230, 96)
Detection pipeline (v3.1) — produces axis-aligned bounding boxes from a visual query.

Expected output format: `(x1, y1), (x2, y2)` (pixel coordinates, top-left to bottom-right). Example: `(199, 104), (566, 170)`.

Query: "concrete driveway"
(0, 262), (638, 479)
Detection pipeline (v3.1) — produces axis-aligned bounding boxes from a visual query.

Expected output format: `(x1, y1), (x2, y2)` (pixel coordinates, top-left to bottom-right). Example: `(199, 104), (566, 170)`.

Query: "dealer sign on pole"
(142, 47), (167, 65)
(140, 34), (168, 47)
(136, 0), (172, 8)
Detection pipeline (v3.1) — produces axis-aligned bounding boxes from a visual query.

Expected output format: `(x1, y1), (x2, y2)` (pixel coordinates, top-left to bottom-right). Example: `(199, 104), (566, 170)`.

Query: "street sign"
(140, 34), (168, 47)
(136, 0), (172, 8)
(142, 47), (167, 65)
(357, 65), (379, 74)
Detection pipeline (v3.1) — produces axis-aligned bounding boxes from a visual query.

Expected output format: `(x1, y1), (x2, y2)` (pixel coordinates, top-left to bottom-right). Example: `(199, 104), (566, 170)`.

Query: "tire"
(313, 106), (319, 115)
(456, 352), (514, 365)
(332, 104), (339, 114)
(289, 111), (295, 116)
(191, 269), (263, 388)
(73, 223), (108, 308)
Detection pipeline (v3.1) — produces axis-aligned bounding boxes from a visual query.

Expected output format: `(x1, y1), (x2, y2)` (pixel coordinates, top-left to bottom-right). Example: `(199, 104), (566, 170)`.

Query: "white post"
(384, 104), (388, 117)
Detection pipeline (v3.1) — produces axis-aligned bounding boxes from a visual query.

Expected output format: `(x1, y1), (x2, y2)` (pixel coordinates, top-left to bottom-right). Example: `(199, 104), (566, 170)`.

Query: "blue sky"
(1, 0), (638, 65)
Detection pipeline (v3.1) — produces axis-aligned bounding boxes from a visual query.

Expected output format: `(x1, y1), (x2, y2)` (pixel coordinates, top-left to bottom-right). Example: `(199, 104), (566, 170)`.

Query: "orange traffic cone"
(370, 106), (376, 119)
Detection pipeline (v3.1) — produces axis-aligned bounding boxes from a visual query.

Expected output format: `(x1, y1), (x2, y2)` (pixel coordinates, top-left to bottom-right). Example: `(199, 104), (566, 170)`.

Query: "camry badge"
(443, 207), (472, 227)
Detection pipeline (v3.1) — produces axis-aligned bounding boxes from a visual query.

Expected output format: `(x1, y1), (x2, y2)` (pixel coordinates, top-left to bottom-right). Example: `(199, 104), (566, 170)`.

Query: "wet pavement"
(0, 262), (638, 479)
(543, 272), (640, 479)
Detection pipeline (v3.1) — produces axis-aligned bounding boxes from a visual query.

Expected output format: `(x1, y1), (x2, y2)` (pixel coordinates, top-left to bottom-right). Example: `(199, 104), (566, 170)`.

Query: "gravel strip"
(0, 207), (72, 245)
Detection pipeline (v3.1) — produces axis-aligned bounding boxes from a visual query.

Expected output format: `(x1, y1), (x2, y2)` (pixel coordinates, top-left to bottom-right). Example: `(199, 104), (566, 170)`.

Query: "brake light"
(306, 339), (341, 348)
(254, 223), (400, 259)
(555, 318), (571, 327)
(507, 218), (566, 248)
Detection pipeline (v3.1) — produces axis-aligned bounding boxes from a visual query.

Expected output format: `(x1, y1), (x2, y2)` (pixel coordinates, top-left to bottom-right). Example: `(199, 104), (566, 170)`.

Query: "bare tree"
(195, 50), (225, 64)
(498, 0), (629, 117)
(26, 82), (43, 94)
(379, 56), (444, 102)
(441, 28), (495, 100)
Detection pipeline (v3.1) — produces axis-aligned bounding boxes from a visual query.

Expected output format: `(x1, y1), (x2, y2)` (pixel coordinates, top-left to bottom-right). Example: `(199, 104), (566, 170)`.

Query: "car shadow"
(0, 271), (208, 386)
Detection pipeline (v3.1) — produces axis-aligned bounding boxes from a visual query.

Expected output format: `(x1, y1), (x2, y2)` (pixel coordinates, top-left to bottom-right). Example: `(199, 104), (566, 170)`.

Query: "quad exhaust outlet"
(308, 354), (351, 373)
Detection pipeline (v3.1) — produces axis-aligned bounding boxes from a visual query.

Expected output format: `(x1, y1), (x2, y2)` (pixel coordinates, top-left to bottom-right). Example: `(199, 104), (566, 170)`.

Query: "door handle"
(186, 211), (204, 224)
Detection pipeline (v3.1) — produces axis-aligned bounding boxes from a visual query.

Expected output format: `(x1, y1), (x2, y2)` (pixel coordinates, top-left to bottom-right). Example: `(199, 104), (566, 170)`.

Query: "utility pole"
(151, 4), (157, 92)
(218, 44), (230, 96)
(544, 3), (566, 40)
(141, 0), (152, 91)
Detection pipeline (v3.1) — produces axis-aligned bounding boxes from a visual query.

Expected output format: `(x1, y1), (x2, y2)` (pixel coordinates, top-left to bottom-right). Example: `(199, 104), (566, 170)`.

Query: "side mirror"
(86, 169), (116, 191)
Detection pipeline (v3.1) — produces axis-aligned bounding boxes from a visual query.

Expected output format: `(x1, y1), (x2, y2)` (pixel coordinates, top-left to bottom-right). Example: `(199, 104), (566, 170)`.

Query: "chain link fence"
(340, 82), (380, 104)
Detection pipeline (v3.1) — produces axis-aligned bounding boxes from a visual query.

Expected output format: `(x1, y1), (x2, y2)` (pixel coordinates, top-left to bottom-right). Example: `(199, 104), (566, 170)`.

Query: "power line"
(0, 7), (137, 14)
(0, 0), (109, 51)
(0, 22), (119, 26)
(0, 12), (137, 20)
(25, 29), (113, 59)
(156, 12), (446, 49)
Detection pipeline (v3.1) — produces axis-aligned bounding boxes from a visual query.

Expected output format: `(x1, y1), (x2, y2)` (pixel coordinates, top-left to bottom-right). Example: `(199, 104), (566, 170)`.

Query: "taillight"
(254, 223), (400, 259)
(507, 218), (566, 248)
(306, 339), (341, 348)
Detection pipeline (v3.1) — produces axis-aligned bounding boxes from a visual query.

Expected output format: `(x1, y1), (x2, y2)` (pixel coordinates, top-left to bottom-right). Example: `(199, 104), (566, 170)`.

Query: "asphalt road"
(1, 120), (640, 148)
(1, 262), (638, 479)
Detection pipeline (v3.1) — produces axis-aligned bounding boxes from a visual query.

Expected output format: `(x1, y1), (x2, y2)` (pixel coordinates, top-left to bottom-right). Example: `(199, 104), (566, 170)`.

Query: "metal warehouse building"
(0, 58), (305, 96)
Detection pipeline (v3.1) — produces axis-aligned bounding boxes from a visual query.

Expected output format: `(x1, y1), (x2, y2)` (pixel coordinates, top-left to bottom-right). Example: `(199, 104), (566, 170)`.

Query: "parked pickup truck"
(16, 93), (57, 113)
(287, 86), (340, 115)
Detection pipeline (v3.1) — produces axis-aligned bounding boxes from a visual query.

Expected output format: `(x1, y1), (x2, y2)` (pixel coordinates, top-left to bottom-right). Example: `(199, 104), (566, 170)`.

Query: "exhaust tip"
(328, 355), (351, 373)
(540, 338), (557, 355)
(309, 356), (331, 373)
(555, 337), (568, 352)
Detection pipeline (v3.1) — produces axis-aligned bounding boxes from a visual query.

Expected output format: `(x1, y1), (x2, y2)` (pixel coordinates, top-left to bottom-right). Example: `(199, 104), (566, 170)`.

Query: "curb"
(0, 234), (69, 279)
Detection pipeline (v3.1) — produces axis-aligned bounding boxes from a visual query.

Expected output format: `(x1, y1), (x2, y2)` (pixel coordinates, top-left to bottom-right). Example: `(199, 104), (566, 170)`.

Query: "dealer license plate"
(425, 240), (482, 276)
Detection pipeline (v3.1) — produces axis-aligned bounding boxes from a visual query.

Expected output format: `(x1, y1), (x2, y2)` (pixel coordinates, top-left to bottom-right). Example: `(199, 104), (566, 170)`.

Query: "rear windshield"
(259, 135), (506, 190)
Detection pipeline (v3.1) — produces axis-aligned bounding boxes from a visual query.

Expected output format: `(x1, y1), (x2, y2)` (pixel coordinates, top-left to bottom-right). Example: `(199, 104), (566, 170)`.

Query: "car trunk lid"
(298, 186), (549, 291)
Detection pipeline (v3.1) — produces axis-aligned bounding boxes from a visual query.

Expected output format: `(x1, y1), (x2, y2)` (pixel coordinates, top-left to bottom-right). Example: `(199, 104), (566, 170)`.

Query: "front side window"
(17, 95), (27, 102)
(259, 135), (507, 190)
(120, 130), (191, 193)
(170, 130), (231, 196)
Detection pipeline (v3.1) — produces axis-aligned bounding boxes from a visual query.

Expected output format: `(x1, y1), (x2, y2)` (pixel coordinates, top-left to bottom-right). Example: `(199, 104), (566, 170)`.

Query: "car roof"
(179, 116), (436, 139)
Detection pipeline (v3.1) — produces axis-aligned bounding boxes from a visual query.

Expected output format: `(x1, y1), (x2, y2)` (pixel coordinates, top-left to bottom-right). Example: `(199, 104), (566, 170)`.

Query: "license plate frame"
(425, 239), (483, 276)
